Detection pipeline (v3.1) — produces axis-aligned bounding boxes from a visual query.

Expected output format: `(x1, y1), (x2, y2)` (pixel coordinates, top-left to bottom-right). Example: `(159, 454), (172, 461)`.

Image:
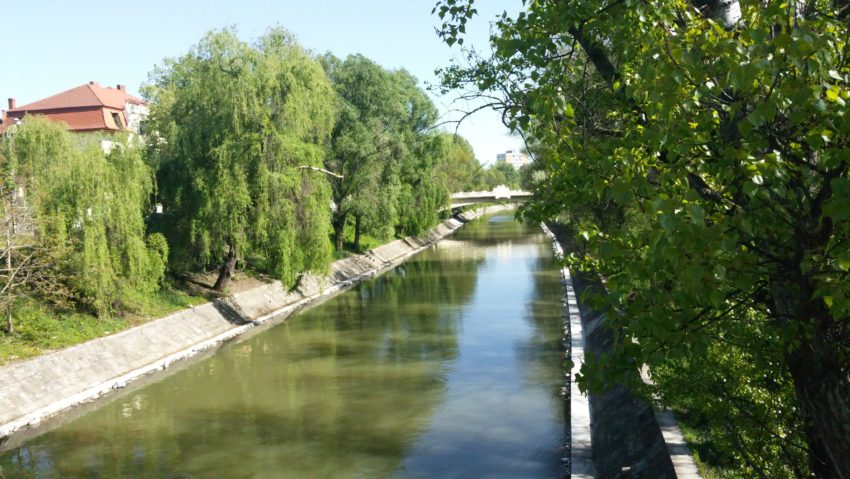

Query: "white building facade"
(496, 150), (530, 169)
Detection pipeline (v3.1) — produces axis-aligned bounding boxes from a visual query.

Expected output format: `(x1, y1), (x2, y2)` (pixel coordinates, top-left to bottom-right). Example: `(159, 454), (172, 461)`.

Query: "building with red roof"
(0, 81), (148, 135)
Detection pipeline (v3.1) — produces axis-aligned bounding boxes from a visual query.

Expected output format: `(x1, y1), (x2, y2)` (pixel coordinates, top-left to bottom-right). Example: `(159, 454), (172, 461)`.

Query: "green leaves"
(825, 84), (846, 106)
(8, 118), (163, 315)
(147, 28), (335, 284)
(433, 0), (850, 474)
(433, 0), (477, 48)
(823, 178), (850, 222)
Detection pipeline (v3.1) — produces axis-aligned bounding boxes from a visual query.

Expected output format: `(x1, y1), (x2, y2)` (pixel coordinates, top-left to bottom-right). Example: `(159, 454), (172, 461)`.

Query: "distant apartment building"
(1, 81), (147, 136)
(495, 150), (530, 169)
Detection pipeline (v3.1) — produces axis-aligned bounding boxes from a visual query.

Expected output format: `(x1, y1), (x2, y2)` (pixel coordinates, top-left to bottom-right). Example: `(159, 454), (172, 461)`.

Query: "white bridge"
(449, 186), (533, 209)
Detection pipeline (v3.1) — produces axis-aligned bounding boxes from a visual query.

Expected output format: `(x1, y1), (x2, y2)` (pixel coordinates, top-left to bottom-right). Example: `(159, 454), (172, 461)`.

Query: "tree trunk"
(353, 214), (362, 252)
(787, 330), (850, 478)
(4, 201), (14, 335)
(4, 302), (12, 335)
(213, 243), (237, 291)
(706, 0), (742, 28)
(333, 212), (347, 252)
(771, 278), (850, 479)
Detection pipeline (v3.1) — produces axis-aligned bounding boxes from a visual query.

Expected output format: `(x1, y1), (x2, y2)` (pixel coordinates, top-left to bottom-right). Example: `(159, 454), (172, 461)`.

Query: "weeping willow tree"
(4, 117), (167, 316)
(145, 28), (335, 290)
(0, 139), (53, 333)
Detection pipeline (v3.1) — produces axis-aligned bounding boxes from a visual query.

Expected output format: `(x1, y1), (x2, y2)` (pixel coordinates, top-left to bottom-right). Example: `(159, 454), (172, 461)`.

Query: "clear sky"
(0, 0), (522, 165)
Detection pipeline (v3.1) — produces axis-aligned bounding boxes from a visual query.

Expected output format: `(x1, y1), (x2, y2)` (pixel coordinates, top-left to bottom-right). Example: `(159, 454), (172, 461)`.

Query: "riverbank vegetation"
(0, 27), (481, 362)
(435, 0), (850, 476)
(0, 118), (203, 363)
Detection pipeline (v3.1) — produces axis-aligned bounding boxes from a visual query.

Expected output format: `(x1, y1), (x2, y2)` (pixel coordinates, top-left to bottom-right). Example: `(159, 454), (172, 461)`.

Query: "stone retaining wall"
(546, 223), (678, 479)
(0, 208), (503, 443)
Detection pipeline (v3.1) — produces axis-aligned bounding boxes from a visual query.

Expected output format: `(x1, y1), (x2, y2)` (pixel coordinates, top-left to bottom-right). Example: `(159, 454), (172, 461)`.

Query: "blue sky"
(0, 0), (522, 165)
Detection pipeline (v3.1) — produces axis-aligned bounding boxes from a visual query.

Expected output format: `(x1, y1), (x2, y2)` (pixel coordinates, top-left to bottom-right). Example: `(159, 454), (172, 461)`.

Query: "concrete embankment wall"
(545, 223), (678, 479)
(0, 207), (506, 442)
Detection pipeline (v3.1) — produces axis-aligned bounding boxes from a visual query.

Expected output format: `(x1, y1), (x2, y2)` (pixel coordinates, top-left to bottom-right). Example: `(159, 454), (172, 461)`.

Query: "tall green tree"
(492, 161), (520, 189)
(395, 132), (448, 237)
(437, 0), (850, 476)
(321, 54), (401, 251)
(466, 161), (520, 191)
(392, 71), (444, 237)
(146, 29), (335, 290)
(4, 117), (165, 316)
(434, 133), (480, 193)
(321, 55), (442, 250)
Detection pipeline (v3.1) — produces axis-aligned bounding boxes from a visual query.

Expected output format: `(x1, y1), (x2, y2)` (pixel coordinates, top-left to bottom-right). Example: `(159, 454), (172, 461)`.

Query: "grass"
(332, 231), (386, 260)
(0, 283), (205, 366)
(673, 409), (745, 479)
(120, 282), (207, 318)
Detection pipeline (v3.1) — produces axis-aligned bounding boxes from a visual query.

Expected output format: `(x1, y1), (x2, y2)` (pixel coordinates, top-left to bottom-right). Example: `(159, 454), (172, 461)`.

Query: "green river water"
(0, 214), (568, 478)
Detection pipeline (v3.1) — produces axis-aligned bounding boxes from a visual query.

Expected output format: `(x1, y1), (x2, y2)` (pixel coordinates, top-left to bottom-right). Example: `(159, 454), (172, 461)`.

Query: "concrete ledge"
(0, 208), (501, 443)
(540, 223), (596, 478)
(545, 222), (689, 479)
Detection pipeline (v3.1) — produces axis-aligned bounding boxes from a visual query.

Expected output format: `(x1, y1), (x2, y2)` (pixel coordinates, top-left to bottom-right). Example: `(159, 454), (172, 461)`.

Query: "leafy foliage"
(145, 28), (335, 289)
(4, 117), (165, 315)
(434, 133), (480, 193)
(320, 54), (445, 249)
(393, 71), (446, 236)
(436, 0), (850, 476)
(395, 132), (449, 237)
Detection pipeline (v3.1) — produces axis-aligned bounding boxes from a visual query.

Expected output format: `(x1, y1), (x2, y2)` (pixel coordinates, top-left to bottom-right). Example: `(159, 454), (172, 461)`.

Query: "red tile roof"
(46, 109), (113, 131)
(9, 82), (145, 113)
(4, 82), (145, 133)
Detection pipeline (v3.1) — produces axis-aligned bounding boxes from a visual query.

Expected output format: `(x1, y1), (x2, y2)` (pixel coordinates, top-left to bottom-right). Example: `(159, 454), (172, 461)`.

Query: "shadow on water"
(0, 214), (568, 478)
(516, 254), (570, 389)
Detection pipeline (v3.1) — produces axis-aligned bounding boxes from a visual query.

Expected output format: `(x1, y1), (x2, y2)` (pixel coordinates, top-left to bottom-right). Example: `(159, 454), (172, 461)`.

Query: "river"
(0, 214), (568, 478)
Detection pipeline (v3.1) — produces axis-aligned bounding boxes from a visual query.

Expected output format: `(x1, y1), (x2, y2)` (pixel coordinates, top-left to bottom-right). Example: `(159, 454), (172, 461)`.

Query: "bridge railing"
(450, 186), (533, 200)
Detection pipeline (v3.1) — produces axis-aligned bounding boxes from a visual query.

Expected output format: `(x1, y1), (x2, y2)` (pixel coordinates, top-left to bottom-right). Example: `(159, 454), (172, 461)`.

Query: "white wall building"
(496, 150), (530, 169)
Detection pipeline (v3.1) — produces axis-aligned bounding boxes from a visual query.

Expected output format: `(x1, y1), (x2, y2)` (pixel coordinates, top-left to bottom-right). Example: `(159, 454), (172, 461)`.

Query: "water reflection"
(398, 219), (565, 478)
(0, 215), (567, 478)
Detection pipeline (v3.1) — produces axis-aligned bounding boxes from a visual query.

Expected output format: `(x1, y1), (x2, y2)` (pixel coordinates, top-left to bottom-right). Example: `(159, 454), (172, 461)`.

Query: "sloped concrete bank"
(545, 222), (694, 479)
(0, 206), (511, 443)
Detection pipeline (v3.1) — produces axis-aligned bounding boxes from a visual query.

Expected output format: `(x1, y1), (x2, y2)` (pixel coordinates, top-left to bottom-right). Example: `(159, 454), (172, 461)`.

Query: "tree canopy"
(3, 117), (165, 316)
(434, 133), (480, 193)
(320, 54), (444, 250)
(145, 28), (335, 290)
(436, 0), (850, 476)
